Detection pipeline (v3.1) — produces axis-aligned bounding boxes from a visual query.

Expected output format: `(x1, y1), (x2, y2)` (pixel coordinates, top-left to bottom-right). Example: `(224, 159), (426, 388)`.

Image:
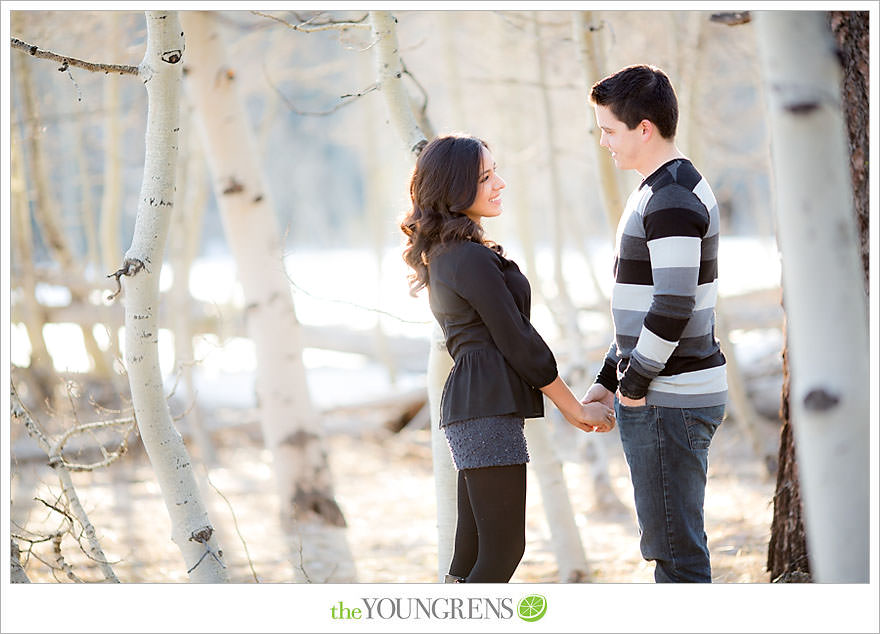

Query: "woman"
(401, 134), (615, 583)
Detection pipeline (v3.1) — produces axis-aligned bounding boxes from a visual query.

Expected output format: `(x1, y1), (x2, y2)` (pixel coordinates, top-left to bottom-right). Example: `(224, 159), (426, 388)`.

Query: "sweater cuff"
(618, 367), (651, 399)
(595, 357), (619, 393)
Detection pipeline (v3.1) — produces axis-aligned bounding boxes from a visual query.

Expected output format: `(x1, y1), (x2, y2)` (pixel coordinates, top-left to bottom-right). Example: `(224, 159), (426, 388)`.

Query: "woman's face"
(463, 146), (505, 225)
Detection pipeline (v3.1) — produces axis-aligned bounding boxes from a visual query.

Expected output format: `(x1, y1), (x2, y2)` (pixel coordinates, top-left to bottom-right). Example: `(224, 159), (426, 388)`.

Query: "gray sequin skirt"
(443, 414), (529, 470)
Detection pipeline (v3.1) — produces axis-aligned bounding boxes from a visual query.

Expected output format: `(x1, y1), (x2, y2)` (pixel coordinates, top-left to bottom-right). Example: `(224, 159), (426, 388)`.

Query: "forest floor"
(10, 393), (781, 585)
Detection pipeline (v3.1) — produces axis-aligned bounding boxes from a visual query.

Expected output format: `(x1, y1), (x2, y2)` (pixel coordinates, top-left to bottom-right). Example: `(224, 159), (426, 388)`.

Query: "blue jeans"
(615, 401), (725, 583)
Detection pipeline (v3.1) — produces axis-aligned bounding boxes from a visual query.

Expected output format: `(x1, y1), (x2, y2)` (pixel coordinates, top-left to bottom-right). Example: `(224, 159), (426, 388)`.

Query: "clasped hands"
(560, 383), (617, 434)
(571, 383), (646, 434)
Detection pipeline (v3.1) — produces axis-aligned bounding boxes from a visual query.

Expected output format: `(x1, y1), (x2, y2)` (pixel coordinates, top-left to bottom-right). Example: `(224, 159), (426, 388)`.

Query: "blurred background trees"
(6, 8), (870, 587)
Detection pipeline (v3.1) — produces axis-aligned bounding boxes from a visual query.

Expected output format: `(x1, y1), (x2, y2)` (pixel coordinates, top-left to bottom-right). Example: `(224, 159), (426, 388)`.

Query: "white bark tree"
(754, 10), (869, 582)
(370, 11), (428, 157)
(532, 13), (587, 361)
(115, 11), (228, 582)
(9, 121), (54, 400)
(179, 10), (354, 582)
(168, 101), (216, 466)
(12, 15), (228, 581)
(572, 11), (624, 234)
(99, 12), (125, 276)
(369, 11), (454, 582)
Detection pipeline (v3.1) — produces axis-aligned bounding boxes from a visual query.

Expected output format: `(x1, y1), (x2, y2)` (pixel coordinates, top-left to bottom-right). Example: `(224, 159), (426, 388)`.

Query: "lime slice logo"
(517, 594), (547, 622)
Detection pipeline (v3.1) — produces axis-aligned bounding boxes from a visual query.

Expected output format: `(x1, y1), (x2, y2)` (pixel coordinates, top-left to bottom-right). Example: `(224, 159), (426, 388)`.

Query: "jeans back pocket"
(683, 405), (725, 451)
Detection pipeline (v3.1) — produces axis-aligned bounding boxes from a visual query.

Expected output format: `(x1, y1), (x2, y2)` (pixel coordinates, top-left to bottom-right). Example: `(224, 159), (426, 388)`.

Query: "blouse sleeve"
(451, 244), (558, 389)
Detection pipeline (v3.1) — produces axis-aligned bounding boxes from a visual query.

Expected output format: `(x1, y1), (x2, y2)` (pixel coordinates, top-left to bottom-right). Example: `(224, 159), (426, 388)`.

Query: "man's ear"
(639, 119), (654, 140)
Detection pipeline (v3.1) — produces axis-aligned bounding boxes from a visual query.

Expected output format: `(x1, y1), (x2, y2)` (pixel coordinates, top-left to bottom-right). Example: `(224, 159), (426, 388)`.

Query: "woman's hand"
(581, 401), (616, 432)
(560, 401), (615, 433)
(541, 374), (615, 433)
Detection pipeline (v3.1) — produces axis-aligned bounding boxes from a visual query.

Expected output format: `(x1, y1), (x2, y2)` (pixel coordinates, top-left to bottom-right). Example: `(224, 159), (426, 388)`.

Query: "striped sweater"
(596, 158), (728, 408)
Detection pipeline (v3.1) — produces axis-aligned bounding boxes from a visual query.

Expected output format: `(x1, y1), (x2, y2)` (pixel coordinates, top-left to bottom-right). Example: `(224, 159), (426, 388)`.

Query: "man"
(583, 64), (728, 582)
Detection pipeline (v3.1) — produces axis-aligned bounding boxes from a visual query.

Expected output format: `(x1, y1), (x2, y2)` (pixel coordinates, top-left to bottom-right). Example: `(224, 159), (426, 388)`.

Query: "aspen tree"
(754, 10), (869, 582)
(99, 12), (125, 275)
(12, 16), (228, 579)
(115, 11), (228, 582)
(180, 10), (354, 581)
(572, 11), (624, 235)
(369, 10), (455, 581)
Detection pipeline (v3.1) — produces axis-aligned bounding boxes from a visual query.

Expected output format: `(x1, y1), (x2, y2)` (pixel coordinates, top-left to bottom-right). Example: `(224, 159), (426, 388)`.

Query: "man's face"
(593, 104), (643, 172)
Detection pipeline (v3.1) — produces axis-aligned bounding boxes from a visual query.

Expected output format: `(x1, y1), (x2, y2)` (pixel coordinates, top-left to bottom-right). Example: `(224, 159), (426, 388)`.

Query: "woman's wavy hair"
(401, 134), (502, 296)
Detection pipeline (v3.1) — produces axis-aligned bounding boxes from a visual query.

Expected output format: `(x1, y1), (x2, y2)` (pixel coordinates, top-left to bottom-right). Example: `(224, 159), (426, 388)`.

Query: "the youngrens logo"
(329, 594), (547, 622)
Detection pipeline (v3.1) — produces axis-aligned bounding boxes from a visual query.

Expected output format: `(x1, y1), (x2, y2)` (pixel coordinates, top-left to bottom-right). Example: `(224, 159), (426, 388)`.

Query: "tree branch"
(10, 37), (139, 75)
(251, 10), (370, 32)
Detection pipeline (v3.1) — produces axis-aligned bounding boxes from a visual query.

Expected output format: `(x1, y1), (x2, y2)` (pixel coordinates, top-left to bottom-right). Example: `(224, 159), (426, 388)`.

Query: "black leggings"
(448, 464), (527, 583)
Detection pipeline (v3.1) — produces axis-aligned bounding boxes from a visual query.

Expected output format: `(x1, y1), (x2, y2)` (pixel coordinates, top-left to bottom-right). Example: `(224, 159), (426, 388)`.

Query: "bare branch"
(10, 37), (139, 75)
(52, 418), (136, 472)
(106, 257), (146, 302)
(52, 532), (83, 583)
(251, 10), (370, 32)
(205, 471), (260, 582)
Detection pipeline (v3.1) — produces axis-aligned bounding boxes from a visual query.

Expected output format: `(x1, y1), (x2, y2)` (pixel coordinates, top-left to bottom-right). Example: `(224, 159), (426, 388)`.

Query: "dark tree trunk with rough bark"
(767, 326), (811, 582)
(830, 11), (869, 291)
(766, 11), (869, 582)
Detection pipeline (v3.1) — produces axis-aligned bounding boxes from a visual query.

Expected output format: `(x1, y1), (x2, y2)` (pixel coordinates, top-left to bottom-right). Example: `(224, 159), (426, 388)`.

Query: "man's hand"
(617, 391), (646, 407)
(581, 383), (614, 409)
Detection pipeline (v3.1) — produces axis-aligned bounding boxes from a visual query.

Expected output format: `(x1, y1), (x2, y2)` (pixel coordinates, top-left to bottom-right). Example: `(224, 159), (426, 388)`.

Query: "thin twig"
(251, 10), (370, 32)
(10, 37), (138, 75)
(205, 472), (260, 583)
(400, 62), (429, 114)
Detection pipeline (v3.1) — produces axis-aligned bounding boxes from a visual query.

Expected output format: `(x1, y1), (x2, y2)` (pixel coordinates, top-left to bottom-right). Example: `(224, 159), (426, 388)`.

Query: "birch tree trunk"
(180, 11), (354, 581)
(73, 114), (100, 272)
(532, 13), (586, 361)
(572, 11), (624, 235)
(370, 11), (428, 156)
(119, 10), (227, 583)
(524, 417), (590, 581)
(168, 101), (216, 466)
(427, 325), (457, 581)
(100, 12), (125, 275)
(10, 122), (54, 403)
(360, 51), (398, 386)
(754, 10), (869, 582)
(369, 10), (455, 582)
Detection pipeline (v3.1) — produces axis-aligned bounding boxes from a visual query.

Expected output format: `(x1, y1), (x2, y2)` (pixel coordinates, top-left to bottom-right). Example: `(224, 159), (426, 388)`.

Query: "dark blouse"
(427, 240), (558, 426)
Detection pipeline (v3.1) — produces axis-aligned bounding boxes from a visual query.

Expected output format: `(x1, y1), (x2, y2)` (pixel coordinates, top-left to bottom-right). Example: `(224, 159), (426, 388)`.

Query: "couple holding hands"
(401, 65), (728, 584)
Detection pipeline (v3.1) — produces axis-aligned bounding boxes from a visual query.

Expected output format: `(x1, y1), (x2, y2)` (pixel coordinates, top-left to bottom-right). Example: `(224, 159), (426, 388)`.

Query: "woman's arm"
(541, 375), (615, 433)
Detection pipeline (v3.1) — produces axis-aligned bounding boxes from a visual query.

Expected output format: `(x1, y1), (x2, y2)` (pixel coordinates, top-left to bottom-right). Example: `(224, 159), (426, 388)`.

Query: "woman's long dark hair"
(401, 134), (502, 296)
